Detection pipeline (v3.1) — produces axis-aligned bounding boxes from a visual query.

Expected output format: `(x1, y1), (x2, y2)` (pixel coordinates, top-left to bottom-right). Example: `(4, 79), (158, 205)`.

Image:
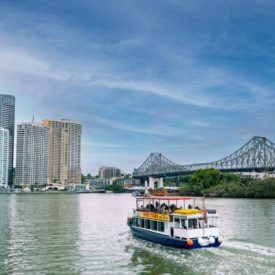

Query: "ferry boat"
(127, 196), (223, 249)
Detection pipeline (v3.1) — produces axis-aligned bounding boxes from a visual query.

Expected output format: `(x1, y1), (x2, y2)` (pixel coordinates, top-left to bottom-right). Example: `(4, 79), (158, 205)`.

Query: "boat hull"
(129, 226), (221, 249)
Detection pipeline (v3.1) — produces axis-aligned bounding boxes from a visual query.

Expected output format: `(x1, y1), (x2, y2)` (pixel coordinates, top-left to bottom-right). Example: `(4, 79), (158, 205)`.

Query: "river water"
(0, 194), (274, 274)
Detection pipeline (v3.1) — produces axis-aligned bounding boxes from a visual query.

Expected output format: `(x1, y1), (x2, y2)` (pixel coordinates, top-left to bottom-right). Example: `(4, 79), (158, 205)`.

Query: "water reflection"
(210, 198), (275, 246)
(129, 246), (195, 274)
(0, 195), (13, 273)
(0, 194), (81, 274)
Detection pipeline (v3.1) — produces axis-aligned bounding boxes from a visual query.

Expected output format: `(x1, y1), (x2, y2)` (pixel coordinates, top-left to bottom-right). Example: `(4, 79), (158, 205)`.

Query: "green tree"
(105, 184), (124, 193)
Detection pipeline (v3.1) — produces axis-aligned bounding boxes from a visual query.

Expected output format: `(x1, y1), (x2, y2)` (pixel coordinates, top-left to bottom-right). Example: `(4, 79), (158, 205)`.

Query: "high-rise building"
(99, 166), (121, 179)
(0, 128), (9, 189)
(0, 94), (15, 185)
(42, 119), (82, 185)
(16, 122), (49, 186)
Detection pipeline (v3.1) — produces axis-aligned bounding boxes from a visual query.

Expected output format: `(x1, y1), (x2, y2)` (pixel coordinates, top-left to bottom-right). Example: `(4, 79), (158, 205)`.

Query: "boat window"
(181, 219), (187, 229)
(145, 219), (150, 229)
(158, 222), (165, 232)
(150, 220), (157, 231)
(174, 218), (180, 228)
(141, 219), (144, 228)
(150, 220), (154, 230)
(188, 219), (198, 229)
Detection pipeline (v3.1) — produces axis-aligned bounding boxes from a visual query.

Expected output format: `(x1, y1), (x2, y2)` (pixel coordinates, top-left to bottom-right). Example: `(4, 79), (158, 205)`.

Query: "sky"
(1, 0), (275, 175)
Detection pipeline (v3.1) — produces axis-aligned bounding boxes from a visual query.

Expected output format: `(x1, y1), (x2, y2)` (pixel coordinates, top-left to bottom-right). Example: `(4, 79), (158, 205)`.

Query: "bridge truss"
(133, 136), (275, 178)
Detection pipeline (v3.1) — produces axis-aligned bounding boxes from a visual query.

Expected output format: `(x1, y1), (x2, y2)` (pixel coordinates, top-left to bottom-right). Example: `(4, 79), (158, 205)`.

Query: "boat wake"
(126, 236), (275, 275)
(222, 240), (275, 257)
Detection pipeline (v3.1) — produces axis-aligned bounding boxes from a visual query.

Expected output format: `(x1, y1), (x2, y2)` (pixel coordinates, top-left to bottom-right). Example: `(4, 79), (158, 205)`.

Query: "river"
(0, 194), (274, 274)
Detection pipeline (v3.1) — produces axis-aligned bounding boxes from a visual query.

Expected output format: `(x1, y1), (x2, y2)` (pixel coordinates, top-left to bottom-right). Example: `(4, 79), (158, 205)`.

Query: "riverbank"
(178, 169), (275, 198)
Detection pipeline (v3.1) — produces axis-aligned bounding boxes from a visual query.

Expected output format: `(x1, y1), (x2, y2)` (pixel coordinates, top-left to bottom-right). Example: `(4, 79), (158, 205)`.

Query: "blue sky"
(1, 0), (275, 174)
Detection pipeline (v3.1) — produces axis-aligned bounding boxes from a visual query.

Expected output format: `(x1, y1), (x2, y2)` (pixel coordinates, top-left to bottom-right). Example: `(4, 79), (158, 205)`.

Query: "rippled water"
(0, 194), (274, 274)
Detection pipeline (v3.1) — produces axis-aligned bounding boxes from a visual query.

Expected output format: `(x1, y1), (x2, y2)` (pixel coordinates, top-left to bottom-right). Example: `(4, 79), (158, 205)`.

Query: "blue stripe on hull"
(129, 226), (221, 249)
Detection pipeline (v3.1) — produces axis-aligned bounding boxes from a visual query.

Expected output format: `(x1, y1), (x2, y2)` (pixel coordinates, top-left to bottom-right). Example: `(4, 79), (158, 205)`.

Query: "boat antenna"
(203, 195), (208, 224)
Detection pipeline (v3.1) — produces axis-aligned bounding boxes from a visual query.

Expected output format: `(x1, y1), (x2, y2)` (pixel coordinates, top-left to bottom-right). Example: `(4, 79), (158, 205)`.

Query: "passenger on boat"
(188, 204), (193, 209)
(155, 201), (161, 212)
(170, 204), (176, 212)
(160, 204), (166, 213)
(146, 203), (154, 212)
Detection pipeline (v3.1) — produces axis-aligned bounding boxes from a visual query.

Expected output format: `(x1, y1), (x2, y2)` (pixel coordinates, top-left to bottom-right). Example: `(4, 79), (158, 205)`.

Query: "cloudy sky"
(1, 0), (275, 174)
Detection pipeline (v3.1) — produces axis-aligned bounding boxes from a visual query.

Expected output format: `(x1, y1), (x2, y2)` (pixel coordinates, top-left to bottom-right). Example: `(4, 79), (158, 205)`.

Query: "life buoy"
(186, 239), (193, 246)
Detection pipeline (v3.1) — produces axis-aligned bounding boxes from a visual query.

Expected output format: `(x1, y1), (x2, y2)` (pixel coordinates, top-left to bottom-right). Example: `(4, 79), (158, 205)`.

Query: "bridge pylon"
(147, 177), (164, 190)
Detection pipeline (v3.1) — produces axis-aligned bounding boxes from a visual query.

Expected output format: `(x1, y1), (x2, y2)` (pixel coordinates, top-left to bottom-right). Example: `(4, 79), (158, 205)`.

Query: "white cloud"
(82, 141), (127, 148)
(189, 119), (212, 128)
(0, 48), (237, 110)
(86, 114), (182, 137)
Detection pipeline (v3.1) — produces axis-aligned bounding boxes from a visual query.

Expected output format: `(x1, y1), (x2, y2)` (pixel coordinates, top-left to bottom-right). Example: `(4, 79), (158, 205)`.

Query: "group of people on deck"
(138, 201), (201, 213)
(139, 201), (182, 213)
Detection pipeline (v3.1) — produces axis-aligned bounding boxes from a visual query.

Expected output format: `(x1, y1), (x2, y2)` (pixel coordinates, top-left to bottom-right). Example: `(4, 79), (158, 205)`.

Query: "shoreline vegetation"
(168, 169), (275, 199)
(3, 169), (275, 198)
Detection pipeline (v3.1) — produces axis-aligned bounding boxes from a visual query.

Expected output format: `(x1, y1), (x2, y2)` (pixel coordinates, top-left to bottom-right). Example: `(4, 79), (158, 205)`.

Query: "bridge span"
(133, 136), (275, 179)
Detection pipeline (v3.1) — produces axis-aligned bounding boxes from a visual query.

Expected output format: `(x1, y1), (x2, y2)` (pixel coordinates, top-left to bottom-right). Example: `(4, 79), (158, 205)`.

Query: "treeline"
(177, 169), (275, 198)
(105, 184), (125, 193)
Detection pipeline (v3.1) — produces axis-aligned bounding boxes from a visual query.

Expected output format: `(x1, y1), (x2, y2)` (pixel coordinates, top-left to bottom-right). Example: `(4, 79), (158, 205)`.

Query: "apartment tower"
(16, 122), (49, 186)
(0, 94), (15, 185)
(0, 128), (9, 189)
(99, 166), (121, 179)
(42, 119), (82, 185)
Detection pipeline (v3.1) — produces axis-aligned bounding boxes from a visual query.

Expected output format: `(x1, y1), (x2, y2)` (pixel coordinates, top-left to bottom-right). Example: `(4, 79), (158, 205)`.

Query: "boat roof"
(136, 196), (193, 201)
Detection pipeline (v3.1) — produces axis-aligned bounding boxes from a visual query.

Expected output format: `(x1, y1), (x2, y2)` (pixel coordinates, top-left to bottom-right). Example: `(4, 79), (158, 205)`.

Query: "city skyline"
(1, 1), (275, 174)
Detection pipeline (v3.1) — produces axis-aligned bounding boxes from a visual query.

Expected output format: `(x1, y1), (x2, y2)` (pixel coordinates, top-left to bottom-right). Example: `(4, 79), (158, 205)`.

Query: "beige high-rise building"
(42, 119), (82, 185)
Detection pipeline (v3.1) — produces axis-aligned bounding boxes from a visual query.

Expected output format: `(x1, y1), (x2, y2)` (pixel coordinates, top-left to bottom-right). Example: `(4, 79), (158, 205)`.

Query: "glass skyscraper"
(0, 94), (15, 186)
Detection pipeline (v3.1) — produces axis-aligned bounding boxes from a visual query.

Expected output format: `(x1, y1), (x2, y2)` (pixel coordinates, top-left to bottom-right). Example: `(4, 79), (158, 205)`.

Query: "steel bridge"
(133, 136), (275, 179)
